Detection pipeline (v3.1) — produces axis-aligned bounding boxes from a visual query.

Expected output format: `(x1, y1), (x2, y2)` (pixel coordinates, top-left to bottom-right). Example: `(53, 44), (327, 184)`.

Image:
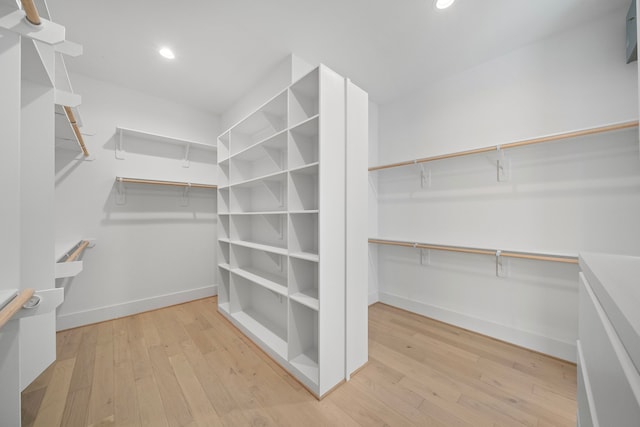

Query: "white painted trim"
(378, 291), (576, 363)
(368, 291), (379, 306)
(56, 285), (217, 331)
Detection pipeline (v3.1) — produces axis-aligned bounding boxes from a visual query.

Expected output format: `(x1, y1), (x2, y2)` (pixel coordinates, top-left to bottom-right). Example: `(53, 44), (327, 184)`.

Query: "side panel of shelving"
(317, 66), (347, 395)
(0, 28), (22, 427)
(345, 80), (369, 377)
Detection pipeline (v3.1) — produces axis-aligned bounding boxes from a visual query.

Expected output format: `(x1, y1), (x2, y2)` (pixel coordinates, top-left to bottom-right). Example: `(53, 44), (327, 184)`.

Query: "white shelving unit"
(216, 65), (368, 397)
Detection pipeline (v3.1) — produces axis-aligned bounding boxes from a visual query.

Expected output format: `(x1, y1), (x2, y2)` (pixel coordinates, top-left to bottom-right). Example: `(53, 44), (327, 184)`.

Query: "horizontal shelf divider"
(227, 128), (288, 162)
(368, 238), (578, 264)
(368, 120), (639, 172)
(288, 114), (320, 133)
(116, 177), (217, 189)
(288, 162), (319, 174)
(290, 292), (319, 311)
(229, 170), (287, 188)
(230, 267), (287, 297)
(229, 239), (288, 256)
(289, 252), (319, 262)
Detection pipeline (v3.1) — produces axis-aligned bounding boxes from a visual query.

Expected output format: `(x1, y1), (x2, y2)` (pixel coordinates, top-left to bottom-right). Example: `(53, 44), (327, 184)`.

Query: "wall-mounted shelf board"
(229, 240), (288, 256)
(115, 126), (216, 163)
(55, 240), (93, 279)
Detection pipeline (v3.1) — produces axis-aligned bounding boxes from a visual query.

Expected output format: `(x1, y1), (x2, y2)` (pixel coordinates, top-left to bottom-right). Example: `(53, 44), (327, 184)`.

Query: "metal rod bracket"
(420, 164), (431, 189)
(420, 248), (430, 266)
(116, 128), (125, 159)
(182, 144), (191, 168)
(496, 146), (510, 182)
(115, 179), (126, 205)
(496, 250), (509, 277)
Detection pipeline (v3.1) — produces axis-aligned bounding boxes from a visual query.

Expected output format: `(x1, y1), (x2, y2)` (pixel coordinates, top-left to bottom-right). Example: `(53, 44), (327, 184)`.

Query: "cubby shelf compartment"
(229, 91), (287, 157)
(115, 126), (216, 164)
(288, 300), (319, 383)
(289, 257), (319, 311)
(230, 213), (287, 251)
(229, 275), (288, 359)
(289, 164), (318, 211)
(289, 68), (319, 128)
(218, 267), (230, 314)
(289, 212), (318, 257)
(229, 239), (288, 257)
(289, 116), (319, 169)
(229, 173), (287, 213)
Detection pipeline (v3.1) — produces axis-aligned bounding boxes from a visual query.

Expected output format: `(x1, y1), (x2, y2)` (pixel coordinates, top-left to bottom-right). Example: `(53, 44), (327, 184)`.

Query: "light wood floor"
(21, 297), (577, 426)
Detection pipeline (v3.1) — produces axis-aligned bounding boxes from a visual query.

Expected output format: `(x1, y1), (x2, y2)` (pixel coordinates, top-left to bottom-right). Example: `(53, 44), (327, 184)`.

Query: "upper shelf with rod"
(115, 127), (216, 165)
(368, 121), (639, 172)
(55, 240), (94, 279)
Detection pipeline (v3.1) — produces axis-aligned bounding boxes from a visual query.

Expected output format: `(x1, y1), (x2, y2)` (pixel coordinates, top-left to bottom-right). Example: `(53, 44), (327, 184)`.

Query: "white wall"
(55, 73), (220, 329)
(373, 7), (640, 361)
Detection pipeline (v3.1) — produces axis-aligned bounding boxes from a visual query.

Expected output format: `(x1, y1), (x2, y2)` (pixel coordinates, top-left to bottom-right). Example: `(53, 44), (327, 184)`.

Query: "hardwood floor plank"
(32, 358), (76, 427)
(21, 387), (46, 427)
(135, 376), (169, 427)
(169, 352), (223, 426)
(147, 344), (195, 427)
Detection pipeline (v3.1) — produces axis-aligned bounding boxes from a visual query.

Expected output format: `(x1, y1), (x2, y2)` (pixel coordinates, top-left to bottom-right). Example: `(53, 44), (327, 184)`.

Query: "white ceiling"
(50, 0), (630, 114)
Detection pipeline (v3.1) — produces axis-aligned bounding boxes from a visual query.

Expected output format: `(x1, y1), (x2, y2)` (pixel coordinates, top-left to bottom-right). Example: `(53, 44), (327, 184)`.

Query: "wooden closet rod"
(20, 0), (41, 26)
(368, 238), (578, 264)
(0, 289), (35, 330)
(369, 120), (639, 172)
(65, 240), (90, 263)
(63, 106), (90, 157)
(117, 177), (218, 189)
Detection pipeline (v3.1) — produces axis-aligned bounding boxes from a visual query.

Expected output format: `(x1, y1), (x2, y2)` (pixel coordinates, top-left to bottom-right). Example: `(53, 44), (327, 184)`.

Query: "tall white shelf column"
(216, 65), (368, 398)
(0, 2), (76, 424)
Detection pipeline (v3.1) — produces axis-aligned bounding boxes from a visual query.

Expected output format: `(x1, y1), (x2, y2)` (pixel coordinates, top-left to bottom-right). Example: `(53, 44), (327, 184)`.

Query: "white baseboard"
(56, 285), (218, 331)
(378, 292), (576, 363)
(368, 291), (379, 306)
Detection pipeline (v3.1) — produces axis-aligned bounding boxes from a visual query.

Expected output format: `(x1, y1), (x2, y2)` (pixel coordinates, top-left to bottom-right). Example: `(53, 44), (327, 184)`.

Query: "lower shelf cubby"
(288, 300), (319, 384)
(289, 257), (318, 310)
(230, 213), (287, 250)
(289, 212), (318, 259)
(218, 266), (230, 313)
(229, 244), (288, 295)
(229, 274), (288, 358)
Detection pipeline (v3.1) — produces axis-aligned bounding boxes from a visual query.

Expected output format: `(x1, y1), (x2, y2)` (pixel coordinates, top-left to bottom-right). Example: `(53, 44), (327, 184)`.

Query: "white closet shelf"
(290, 352), (319, 383)
(368, 120), (639, 172)
(229, 240), (288, 256)
(116, 177), (217, 189)
(290, 252), (319, 263)
(230, 310), (287, 358)
(288, 210), (319, 215)
(290, 291), (319, 311)
(116, 126), (216, 151)
(218, 263), (231, 271)
(230, 267), (287, 297)
(229, 129), (288, 162)
(55, 239), (94, 279)
(289, 114), (320, 135)
(227, 211), (287, 216)
(218, 301), (230, 314)
(289, 162), (319, 174)
(230, 170), (287, 188)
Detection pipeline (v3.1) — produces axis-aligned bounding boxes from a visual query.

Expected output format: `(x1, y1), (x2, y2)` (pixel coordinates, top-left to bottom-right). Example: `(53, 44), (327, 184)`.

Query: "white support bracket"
(495, 250), (509, 277)
(420, 248), (430, 266)
(116, 128), (125, 159)
(0, 7), (65, 45)
(115, 179), (126, 205)
(180, 183), (191, 207)
(496, 146), (511, 182)
(182, 144), (191, 168)
(419, 163), (431, 189)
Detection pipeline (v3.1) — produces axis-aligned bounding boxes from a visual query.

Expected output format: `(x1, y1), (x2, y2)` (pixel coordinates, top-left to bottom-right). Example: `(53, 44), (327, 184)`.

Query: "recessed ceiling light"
(435, 0), (456, 9)
(159, 47), (175, 60)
